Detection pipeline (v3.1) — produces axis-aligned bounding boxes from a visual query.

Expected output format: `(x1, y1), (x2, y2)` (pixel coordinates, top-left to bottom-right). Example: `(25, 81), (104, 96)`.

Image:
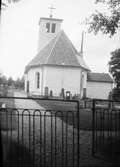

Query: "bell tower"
(37, 5), (63, 52)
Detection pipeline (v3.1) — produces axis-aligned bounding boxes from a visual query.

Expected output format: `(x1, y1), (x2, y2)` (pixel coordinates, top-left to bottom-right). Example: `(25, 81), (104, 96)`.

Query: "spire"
(48, 4), (56, 18)
(80, 31), (84, 57)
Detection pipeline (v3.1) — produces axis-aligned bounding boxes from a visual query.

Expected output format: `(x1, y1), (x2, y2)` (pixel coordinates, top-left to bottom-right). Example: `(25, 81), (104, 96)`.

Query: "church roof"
(39, 17), (63, 24)
(25, 30), (90, 73)
(87, 72), (113, 83)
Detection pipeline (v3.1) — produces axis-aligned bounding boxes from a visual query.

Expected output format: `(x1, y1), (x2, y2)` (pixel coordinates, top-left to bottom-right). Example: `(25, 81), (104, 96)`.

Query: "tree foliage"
(0, 75), (24, 89)
(1, 0), (21, 10)
(14, 77), (24, 89)
(7, 76), (14, 86)
(109, 48), (120, 99)
(88, 0), (120, 36)
(0, 75), (8, 85)
(109, 48), (120, 87)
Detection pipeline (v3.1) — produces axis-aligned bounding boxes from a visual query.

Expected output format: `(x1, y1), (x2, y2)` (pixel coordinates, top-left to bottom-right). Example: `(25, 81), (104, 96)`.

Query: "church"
(24, 10), (113, 99)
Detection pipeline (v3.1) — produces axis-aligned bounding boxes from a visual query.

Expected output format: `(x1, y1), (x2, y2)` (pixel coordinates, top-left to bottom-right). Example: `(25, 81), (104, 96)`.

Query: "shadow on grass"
(4, 141), (33, 167)
(95, 136), (120, 165)
(36, 99), (93, 130)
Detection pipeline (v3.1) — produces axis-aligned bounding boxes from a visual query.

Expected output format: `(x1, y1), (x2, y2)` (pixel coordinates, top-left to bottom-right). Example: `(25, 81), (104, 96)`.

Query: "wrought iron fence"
(92, 99), (120, 162)
(0, 97), (80, 167)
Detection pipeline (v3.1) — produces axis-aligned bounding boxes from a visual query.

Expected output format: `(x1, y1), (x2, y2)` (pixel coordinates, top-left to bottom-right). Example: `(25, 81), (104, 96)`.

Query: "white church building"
(24, 14), (113, 99)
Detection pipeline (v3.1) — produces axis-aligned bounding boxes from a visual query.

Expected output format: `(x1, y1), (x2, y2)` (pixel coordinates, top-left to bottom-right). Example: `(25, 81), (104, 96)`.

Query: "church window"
(46, 23), (50, 33)
(36, 72), (40, 89)
(51, 23), (56, 33)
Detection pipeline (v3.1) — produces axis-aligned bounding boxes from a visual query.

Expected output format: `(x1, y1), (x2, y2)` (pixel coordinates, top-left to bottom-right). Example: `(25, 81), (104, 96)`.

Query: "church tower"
(37, 6), (63, 52)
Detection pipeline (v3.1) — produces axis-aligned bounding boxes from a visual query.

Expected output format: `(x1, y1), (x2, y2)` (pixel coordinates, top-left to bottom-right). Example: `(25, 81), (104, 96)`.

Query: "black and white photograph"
(0, 0), (120, 166)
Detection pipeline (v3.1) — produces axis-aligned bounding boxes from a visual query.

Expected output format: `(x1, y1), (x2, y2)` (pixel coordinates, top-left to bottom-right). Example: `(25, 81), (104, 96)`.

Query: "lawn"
(35, 99), (120, 131)
(35, 99), (92, 130)
(1, 93), (120, 167)
(2, 136), (33, 167)
(35, 99), (120, 165)
(0, 88), (17, 130)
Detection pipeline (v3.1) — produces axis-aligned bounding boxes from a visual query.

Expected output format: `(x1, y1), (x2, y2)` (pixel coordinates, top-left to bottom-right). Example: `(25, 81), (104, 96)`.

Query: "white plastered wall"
(25, 65), (88, 97)
(25, 67), (43, 95)
(43, 66), (87, 96)
(87, 81), (113, 99)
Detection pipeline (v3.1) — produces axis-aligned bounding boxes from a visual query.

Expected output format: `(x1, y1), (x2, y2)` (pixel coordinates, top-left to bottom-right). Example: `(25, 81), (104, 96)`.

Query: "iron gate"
(92, 99), (120, 161)
(0, 96), (80, 167)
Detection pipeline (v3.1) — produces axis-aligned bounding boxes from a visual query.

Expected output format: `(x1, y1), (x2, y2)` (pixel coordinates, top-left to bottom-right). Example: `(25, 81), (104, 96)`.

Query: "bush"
(0, 85), (8, 97)
(111, 88), (120, 101)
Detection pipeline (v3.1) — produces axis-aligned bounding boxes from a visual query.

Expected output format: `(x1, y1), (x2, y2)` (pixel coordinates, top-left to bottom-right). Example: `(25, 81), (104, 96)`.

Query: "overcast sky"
(0, 0), (120, 79)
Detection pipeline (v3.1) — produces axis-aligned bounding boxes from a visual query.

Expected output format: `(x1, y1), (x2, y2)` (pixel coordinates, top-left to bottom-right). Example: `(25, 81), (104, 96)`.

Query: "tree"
(7, 76), (14, 86)
(109, 48), (120, 87)
(14, 77), (24, 89)
(1, 0), (21, 10)
(109, 48), (120, 100)
(88, 0), (120, 37)
(0, 75), (7, 85)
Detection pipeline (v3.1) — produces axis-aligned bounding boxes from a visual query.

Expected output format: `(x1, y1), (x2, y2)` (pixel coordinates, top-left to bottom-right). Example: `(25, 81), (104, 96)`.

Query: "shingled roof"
(87, 72), (113, 83)
(25, 30), (90, 73)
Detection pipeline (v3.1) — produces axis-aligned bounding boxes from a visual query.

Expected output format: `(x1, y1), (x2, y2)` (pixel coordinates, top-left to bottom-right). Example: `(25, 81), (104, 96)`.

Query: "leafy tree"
(88, 0), (120, 36)
(0, 75), (8, 96)
(109, 48), (120, 100)
(1, 0), (21, 10)
(0, 75), (7, 85)
(7, 76), (14, 86)
(14, 77), (24, 89)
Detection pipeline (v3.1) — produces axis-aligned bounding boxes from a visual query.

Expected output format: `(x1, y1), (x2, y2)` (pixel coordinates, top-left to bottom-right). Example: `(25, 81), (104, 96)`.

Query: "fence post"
(76, 100), (80, 167)
(92, 99), (95, 156)
(0, 126), (3, 167)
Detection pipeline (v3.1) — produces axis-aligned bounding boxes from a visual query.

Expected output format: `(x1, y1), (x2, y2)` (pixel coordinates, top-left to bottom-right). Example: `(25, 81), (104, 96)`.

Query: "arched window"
(51, 23), (56, 33)
(36, 72), (40, 89)
(46, 23), (50, 33)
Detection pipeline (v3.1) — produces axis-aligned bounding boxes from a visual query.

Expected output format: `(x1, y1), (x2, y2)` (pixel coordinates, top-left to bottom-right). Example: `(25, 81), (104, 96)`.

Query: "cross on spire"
(48, 5), (56, 18)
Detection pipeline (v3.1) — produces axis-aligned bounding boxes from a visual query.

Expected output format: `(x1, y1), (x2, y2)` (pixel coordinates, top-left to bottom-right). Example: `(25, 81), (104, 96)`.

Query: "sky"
(0, 0), (120, 79)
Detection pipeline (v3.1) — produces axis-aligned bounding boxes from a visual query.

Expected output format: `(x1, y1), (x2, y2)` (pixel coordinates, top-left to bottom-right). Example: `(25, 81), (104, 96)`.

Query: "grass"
(0, 88), (17, 130)
(35, 99), (92, 130)
(1, 89), (34, 167)
(1, 92), (120, 167)
(3, 137), (33, 167)
(95, 136), (120, 164)
(35, 99), (120, 131)
(35, 98), (120, 166)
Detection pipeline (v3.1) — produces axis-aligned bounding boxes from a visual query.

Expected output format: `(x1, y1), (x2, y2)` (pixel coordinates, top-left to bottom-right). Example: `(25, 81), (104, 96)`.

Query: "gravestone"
(50, 90), (53, 97)
(66, 91), (70, 100)
(44, 87), (49, 97)
(60, 88), (65, 99)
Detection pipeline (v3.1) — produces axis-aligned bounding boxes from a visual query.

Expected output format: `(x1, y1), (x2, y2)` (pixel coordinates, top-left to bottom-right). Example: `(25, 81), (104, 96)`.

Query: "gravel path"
(13, 91), (79, 167)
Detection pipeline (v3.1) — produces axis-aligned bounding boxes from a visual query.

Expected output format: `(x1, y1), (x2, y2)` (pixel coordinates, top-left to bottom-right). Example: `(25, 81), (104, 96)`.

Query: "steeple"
(37, 7), (63, 53)
(80, 31), (84, 57)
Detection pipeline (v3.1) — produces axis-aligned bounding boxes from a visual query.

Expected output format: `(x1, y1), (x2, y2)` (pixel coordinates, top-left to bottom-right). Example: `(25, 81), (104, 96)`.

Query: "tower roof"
(39, 17), (63, 25)
(25, 30), (90, 73)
